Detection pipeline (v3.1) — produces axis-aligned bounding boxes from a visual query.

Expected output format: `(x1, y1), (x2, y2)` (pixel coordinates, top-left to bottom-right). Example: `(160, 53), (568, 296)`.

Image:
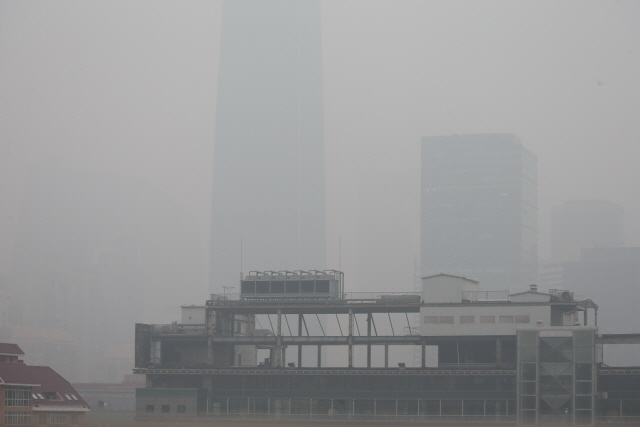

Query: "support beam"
(298, 314), (303, 368)
(384, 344), (389, 368)
(282, 346), (286, 367)
(348, 309), (353, 368)
(367, 313), (372, 368)
(275, 310), (282, 367)
(584, 308), (588, 327)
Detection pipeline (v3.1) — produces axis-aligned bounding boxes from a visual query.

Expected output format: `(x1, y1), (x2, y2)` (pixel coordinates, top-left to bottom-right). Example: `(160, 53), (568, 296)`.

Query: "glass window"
(39, 414), (47, 426)
(575, 363), (592, 381)
(499, 316), (514, 323)
(574, 346), (593, 363)
(441, 400), (462, 415)
(520, 382), (536, 395)
(573, 330), (594, 346)
(5, 412), (31, 427)
(439, 316), (454, 324)
(460, 316), (474, 324)
(480, 316), (495, 323)
(424, 316), (439, 324)
(69, 413), (78, 426)
(520, 396), (536, 410)
(539, 337), (573, 363)
(50, 414), (66, 427)
(575, 381), (593, 395)
(5, 386), (31, 407)
(575, 396), (592, 409)
(162, 405), (170, 413)
(420, 400), (440, 415)
(515, 315), (530, 323)
(177, 405), (186, 413)
(520, 363), (537, 381)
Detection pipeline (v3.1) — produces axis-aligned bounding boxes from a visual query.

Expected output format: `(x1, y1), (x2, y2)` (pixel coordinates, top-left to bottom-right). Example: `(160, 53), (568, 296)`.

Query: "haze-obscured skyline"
(1, 1), (639, 298)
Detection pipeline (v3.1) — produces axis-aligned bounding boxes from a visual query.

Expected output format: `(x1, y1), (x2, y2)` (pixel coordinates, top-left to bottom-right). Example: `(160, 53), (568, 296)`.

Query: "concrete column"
(298, 314), (303, 368)
(367, 313), (372, 368)
(584, 308), (588, 326)
(496, 337), (502, 368)
(206, 309), (213, 366)
(317, 345), (322, 368)
(421, 339), (426, 368)
(275, 310), (282, 367)
(348, 309), (353, 368)
(384, 345), (389, 368)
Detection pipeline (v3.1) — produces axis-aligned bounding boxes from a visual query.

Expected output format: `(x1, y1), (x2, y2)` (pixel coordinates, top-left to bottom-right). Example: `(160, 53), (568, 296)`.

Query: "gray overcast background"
(1, 1), (639, 299)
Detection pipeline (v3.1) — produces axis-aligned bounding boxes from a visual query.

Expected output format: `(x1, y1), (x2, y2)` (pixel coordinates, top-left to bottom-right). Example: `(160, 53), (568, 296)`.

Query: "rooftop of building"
(0, 342), (25, 356)
(0, 361), (90, 410)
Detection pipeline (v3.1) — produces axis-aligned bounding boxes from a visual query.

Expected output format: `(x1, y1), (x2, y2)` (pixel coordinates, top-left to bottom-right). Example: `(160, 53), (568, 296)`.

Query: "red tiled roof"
(0, 343), (25, 356)
(0, 361), (40, 385)
(0, 362), (90, 409)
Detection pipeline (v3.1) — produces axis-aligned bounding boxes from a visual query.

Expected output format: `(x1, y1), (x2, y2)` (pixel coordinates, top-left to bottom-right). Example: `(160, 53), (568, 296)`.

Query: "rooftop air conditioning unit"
(560, 291), (574, 302)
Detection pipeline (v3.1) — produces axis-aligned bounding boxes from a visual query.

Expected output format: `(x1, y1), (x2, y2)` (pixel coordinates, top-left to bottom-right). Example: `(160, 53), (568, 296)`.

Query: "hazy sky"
(1, 1), (639, 295)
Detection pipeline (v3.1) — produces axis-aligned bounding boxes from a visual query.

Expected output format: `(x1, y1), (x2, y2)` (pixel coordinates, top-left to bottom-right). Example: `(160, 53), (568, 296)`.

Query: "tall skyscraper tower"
(210, 1), (326, 291)
(421, 134), (537, 292)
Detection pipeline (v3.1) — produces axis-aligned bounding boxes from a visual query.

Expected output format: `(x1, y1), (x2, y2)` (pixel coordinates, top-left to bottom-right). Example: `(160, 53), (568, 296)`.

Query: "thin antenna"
(339, 235), (342, 272)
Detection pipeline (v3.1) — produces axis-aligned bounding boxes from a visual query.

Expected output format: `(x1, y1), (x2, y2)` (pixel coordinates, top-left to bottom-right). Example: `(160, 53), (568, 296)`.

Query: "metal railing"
(461, 290), (509, 302)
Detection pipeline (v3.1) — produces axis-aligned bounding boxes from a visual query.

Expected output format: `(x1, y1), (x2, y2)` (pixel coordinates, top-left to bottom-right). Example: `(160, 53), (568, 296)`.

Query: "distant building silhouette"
(210, 0), (326, 291)
(8, 165), (205, 382)
(563, 247), (640, 365)
(551, 200), (624, 263)
(421, 134), (537, 291)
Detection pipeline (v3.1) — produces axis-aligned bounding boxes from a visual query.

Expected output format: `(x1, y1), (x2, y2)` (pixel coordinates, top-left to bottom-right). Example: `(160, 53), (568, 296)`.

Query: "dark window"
(539, 337), (573, 363)
(575, 364), (592, 381)
(240, 281), (255, 294)
(271, 281), (285, 293)
(177, 405), (186, 413)
(315, 280), (330, 293)
(301, 281), (314, 293)
(256, 281), (270, 294)
(146, 405), (154, 413)
(285, 281), (299, 293)
(441, 400), (462, 415)
(521, 363), (537, 381)
(162, 405), (170, 413)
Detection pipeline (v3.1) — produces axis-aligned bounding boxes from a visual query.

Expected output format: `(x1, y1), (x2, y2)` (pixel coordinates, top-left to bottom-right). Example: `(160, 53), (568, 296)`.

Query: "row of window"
(5, 386), (31, 407)
(5, 412), (30, 427)
(204, 398), (517, 417)
(424, 315), (530, 325)
(5, 411), (77, 427)
(146, 404), (187, 413)
(207, 374), (516, 392)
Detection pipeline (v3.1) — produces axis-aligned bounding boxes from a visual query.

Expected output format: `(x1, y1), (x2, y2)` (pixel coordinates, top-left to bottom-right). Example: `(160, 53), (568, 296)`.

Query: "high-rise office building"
(421, 134), (537, 292)
(210, 1), (326, 291)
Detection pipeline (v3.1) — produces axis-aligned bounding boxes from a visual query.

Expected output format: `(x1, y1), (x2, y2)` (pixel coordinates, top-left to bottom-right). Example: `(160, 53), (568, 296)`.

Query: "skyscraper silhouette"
(210, 1), (326, 291)
(421, 134), (537, 292)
